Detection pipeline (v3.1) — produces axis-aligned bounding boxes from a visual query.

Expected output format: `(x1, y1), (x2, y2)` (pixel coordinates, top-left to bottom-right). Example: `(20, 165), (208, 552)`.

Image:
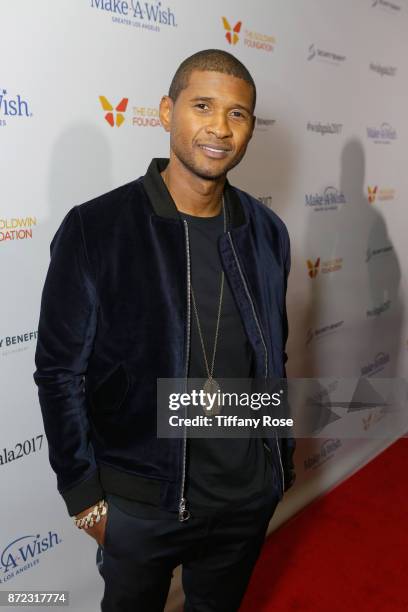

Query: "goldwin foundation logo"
(0, 217), (37, 242)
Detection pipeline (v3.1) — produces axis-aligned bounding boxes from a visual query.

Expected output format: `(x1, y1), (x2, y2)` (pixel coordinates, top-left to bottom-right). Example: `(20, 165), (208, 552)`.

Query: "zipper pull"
(178, 497), (190, 522)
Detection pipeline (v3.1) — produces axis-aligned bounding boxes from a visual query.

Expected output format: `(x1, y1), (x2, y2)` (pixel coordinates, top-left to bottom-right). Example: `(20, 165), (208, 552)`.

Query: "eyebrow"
(189, 96), (252, 114)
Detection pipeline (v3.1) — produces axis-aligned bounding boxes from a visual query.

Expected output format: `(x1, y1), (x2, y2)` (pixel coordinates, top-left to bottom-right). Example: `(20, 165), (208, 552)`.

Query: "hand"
(75, 503), (108, 547)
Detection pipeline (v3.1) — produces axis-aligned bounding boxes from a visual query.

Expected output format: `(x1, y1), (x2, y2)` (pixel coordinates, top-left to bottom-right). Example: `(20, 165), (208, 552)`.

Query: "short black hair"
(168, 49), (257, 112)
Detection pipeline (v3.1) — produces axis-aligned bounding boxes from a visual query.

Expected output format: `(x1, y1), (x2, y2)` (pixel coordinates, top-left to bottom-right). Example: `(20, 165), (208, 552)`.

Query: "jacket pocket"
(90, 363), (130, 414)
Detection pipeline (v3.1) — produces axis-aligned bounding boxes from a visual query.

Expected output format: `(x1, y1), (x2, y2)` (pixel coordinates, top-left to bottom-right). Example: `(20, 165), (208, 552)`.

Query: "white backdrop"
(1, 1), (407, 610)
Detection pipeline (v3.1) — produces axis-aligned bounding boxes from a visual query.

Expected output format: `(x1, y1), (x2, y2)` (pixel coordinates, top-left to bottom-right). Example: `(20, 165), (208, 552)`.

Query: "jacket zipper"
(178, 219), (191, 522)
(227, 232), (285, 497)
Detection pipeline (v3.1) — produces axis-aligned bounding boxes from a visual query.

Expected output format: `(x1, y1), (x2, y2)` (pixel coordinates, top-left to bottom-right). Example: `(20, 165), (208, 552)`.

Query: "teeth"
(201, 146), (227, 153)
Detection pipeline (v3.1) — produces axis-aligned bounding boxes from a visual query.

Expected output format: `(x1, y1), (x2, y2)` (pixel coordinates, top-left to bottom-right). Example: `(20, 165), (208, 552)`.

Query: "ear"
(159, 95), (173, 132)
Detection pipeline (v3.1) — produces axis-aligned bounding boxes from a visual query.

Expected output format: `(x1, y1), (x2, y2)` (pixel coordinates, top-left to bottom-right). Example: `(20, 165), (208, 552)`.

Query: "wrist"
(73, 499), (107, 529)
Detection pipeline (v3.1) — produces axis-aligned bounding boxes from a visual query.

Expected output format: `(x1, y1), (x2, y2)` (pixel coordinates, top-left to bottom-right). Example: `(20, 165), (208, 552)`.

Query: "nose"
(205, 111), (233, 139)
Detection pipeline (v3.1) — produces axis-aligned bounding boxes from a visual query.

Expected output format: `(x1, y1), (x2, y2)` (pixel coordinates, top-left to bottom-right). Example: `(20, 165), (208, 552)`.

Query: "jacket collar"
(142, 158), (247, 229)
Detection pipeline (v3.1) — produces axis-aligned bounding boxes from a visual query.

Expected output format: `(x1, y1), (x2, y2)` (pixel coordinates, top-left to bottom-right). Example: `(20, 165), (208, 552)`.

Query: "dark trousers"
(96, 487), (280, 612)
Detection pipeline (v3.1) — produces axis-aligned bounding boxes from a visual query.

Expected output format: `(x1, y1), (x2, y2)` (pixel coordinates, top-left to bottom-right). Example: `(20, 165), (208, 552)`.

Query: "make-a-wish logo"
(99, 96), (128, 127)
(0, 89), (32, 127)
(304, 438), (342, 471)
(369, 62), (397, 77)
(305, 186), (347, 212)
(372, 0), (401, 12)
(90, 1), (177, 32)
(361, 351), (390, 377)
(0, 530), (62, 582)
(221, 17), (275, 52)
(307, 44), (346, 64)
(366, 122), (397, 144)
(0, 217), (37, 242)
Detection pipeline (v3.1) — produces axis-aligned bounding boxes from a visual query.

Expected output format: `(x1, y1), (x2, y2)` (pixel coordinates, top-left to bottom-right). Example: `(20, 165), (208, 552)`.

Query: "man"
(34, 49), (295, 611)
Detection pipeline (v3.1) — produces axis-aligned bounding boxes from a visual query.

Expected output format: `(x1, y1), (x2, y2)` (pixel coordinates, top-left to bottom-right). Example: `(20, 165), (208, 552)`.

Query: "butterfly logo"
(99, 96), (129, 127)
(222, 17), (242, 45)
(367, 186), (378, 203)
(307, 258), (320, 278)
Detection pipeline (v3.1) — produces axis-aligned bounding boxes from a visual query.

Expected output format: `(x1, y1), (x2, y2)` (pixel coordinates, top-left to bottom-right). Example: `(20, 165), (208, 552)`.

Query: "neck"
(161, 153), (225, 217)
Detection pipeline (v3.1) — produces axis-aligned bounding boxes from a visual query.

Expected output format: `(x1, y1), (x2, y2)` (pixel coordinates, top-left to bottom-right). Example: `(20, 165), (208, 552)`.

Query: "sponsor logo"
(304, 438), (342, 471)
(366, 299), (391, 317)
(372, 0), (401, 12)
(90, 0), (177, 32)
(368, 185), (377, 203)
(255, 117), (276, 131)
(305, 186), (347, 212)
(0, 89), (32, 127)
(0, 529), (62, 582)
(361, 352), (390, 377)
(99, 96), (129, 127)
(0, 331), (38, 356)
(0, 217), (37, 242)
(306, 320), (344, 345)
(307, 257), (343, 278)
(369, 62), (397, 76)
(367, 186), (395, 203)
(307, 121), (342, 136)
(99, 97), (161, 128)
(0, 434), (44, 467)
(307, 257), (320, 278)
(132, 105), (161, 127)
(366, 122), (397, 143)
(221, 17), (276, 52)
(365, 244), (393, 262)
(362, 406), (387, 430)
(222, 17), (242, 45)
(307, 44), (346, 64)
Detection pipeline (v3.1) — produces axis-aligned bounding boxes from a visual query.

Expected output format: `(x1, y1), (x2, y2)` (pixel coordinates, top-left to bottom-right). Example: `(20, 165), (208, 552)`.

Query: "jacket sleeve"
(280, 224), (296, 491)
(33, 205), (104, 516)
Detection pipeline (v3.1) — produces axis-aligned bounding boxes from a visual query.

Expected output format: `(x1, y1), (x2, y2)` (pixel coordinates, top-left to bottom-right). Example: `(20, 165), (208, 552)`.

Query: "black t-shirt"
(109, 206), (273, 517)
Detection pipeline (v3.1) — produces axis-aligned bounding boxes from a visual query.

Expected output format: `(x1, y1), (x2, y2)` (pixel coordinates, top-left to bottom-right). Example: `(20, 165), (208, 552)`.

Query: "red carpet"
(241, 438), (408, 612)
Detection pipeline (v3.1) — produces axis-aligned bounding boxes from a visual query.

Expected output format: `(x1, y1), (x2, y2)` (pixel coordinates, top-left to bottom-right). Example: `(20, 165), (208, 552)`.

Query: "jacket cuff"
(61, 470), (105, 516)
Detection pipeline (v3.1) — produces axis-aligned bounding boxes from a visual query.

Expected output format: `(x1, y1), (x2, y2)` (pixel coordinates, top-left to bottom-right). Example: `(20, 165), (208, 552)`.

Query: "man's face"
(160, 70), (255, 180)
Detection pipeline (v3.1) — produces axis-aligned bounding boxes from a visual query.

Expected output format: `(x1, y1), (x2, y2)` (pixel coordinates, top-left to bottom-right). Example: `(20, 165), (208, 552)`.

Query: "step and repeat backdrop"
(1, 1), (407, 609)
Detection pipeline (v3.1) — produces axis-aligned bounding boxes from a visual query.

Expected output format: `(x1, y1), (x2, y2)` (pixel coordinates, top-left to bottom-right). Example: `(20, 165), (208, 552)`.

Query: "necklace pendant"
(202, 378), (221, 415)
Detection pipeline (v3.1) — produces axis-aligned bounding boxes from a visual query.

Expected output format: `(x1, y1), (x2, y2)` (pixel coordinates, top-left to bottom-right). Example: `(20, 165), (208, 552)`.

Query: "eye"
(194, 103), (209, 111)
(230, 110), (249, 121)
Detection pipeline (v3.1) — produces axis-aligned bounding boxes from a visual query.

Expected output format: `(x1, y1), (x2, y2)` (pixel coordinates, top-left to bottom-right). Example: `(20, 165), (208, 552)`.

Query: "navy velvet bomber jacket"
(33, 158), (296, 521)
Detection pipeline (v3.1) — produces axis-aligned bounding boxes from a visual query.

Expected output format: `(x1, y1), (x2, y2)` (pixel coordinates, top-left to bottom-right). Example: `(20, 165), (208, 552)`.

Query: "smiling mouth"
(197, 144), (232, 157)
